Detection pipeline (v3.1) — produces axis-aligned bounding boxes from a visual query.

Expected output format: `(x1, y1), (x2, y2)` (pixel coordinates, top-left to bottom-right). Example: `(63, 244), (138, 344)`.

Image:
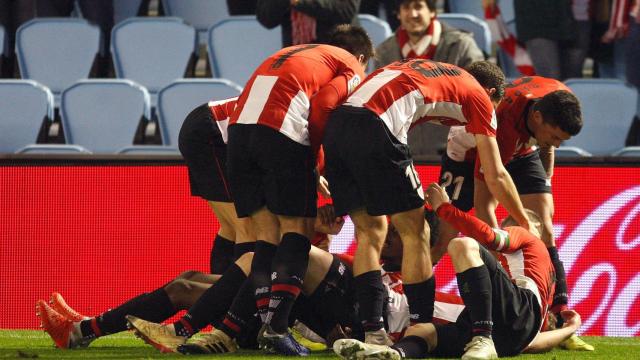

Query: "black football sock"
(456, 265), (493, 338)
(403, 276), (435, 323)
(392, 335), (430, 358)
(218, 279), (258, 339)
(210, 234), (235, 275)
(548, 247), (568, 309)
(251, 241), (278, 323)
(81, 288), (175, 338)
(174, 262), (247, 333)
(268, 232), (311, 333)
(233, 241), (255, 260)
(354, 270), (385, 332)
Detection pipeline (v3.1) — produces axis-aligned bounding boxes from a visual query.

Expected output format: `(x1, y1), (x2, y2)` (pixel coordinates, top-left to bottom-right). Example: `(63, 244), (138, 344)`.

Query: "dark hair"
(395, 0), (437, 11)
(534, 90), (583, 136)
(465, 61), (506, 102)
(424, 208), (439, 249)
(327, 24), (375, 63)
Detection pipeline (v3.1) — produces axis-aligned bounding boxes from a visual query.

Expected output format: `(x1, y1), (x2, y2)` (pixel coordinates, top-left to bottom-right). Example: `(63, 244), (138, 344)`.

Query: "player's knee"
(404, 323), (437, 350)
(447, 237), (477, 258)
(176, 270), (202, 281)
(165, 279), (194, 309)
(235, 252), (254, 274)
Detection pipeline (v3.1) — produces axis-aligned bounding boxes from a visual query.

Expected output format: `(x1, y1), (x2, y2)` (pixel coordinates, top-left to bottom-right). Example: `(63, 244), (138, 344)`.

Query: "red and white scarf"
(483, 5), (535, 76)
(291, 9), (317, 45)
(396, 19), (442, 59)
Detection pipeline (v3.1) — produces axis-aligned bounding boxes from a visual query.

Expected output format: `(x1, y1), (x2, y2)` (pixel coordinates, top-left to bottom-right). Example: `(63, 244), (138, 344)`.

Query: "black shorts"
(505, 151), (552, 195)
(433, 246), (542, 357)
(439, 154), (475, 212)
(324, 106), (425, 217)
(226, 124), (317, 218)
(178, 104), (232, 202)
(291, 255), (357, 338)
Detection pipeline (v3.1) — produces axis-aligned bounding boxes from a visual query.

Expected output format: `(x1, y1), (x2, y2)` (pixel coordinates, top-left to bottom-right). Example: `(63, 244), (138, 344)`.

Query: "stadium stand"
(208, 16), (281, 87)
(0, 24), (6, 63)
(21, 79), (151, 154)
(554, 146), (593, 157)
(0, 80), (54, 153)
(612, 146), (640, 157)
(156, 78), (242, 148)
(16, 18), (100, 105)
(114, 0), (145, 24)
(438, 13), (492, 55)
(111, 17), (197, 104)
(357, 14), (392, 46)
(447, 0), (485, 19)
(162, 0), (229, 44)
(563, 78), (638, 155)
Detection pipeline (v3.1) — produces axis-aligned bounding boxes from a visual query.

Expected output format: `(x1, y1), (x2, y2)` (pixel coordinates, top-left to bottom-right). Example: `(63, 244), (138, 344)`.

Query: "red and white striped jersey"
(496, 76), (571, 162)
(229, 44), (364, 150)
(344, 59), (497, 144)
(208, 97), (237, 144)
(445, 125), (477, 162)
(436, 203), (555, 325)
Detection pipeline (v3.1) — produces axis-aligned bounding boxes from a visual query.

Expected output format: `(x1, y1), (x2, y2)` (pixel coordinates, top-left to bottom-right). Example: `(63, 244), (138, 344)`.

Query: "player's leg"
(448, 237), (497, 359)
(390, 207), (435, 326)
(128, 253), (253, 353)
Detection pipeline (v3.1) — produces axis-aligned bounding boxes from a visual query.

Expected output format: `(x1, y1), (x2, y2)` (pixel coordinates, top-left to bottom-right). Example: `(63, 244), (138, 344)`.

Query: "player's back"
(346, 59), (495, 144)
(230, 44), (362, 145)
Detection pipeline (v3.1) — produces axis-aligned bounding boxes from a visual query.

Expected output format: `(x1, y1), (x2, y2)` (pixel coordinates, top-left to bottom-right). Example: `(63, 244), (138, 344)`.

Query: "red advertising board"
(1, 164), (638, 336)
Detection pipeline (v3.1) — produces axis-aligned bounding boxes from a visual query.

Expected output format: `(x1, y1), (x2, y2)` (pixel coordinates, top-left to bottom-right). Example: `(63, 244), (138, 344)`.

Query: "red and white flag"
(483, 4), (535, 76)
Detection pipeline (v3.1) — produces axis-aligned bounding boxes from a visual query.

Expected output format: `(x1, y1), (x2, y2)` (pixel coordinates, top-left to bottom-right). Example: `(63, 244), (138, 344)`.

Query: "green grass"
(0, 330), (638, 359)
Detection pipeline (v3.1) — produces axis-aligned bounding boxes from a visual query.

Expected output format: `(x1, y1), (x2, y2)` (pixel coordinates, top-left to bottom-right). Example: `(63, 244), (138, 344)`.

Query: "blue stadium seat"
(554, 146), (592, 157)
(438, 13), (492, 55)
(358, 14), (392, 46)
(447, 0), (485, 19)
(114, 0), (144, 24)
(59, 79), (151, 153)
(118, 145), (181, 155)
(162, 0), (229, 44)
(16, 18), (100, 104)
(208, 16), (281, 87)
(499, 0), (516, 24)
(17, 144), (90, 154)
(111, 17), (196, 102)
(157, 79), (242, 147)
(563, 79), (638, 155)
(612, 146), (640, 157)
(0, 80), (54, 153)
(0, 24), (6, 59)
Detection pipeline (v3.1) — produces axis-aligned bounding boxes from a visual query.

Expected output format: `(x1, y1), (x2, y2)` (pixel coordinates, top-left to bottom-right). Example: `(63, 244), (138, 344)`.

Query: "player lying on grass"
(334, 182), (584, 360)
(35, 203), (343, 351)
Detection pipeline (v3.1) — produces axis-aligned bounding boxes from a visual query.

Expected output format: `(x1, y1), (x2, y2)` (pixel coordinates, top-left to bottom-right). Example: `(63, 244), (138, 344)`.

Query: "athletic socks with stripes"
(456, 265), (493, 338)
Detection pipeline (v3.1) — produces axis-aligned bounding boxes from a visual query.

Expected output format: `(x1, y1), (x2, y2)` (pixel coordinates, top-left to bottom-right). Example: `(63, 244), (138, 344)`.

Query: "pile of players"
(36, 22), (595, 360)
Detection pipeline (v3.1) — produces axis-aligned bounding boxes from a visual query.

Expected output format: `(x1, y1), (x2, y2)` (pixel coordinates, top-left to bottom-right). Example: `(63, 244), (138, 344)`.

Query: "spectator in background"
(375, 0), (484, 157)
(624, 0), (640, 146)
(513, 0), (583, 80)
(256, 0), (361, 47)
(360, 0), (399, 29)
(0, 0), (34, 78)
(35, 0), (114, 77)
(227, 0), (257, 15)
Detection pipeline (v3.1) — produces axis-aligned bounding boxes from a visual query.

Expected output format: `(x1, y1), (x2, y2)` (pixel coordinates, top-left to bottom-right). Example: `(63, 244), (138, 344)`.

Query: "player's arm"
(524, 310), (581, 353)
(308, 75), (350, 155)
(256, 0), (288, 28)
(538, 145), (555, 179)
(473, 177), (499, 228)
(475, 134), (530, 230)
(427, 183), (501, 249)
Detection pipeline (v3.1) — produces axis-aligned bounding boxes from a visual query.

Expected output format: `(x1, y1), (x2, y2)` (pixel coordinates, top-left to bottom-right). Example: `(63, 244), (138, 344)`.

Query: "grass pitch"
(1, 330), (638, 359)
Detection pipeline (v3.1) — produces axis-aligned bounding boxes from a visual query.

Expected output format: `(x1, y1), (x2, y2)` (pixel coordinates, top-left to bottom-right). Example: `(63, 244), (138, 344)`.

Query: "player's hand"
(315, 204), (345, 235)
(425, 183), (450, 211)
(317, 175), (331, 198)
(560, 310), (582, 331)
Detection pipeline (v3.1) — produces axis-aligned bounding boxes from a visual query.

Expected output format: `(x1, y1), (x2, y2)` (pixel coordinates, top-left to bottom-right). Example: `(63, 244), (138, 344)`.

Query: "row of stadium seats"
(0, 78), (241, 154)
(2, 76), (637, 157)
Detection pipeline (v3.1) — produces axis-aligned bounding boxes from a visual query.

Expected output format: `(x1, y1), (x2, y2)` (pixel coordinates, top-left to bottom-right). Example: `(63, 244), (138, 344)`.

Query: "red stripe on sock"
(271, 284), (301, 297)
(222, 317), (241, 333)
(179, 318), (194, 336)
(257, 298), (270, 308)
(90, 318), (102, 337)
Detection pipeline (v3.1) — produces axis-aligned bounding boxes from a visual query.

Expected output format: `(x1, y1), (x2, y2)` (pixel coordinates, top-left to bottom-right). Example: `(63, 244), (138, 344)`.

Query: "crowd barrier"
(1, 155), (638, 336)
